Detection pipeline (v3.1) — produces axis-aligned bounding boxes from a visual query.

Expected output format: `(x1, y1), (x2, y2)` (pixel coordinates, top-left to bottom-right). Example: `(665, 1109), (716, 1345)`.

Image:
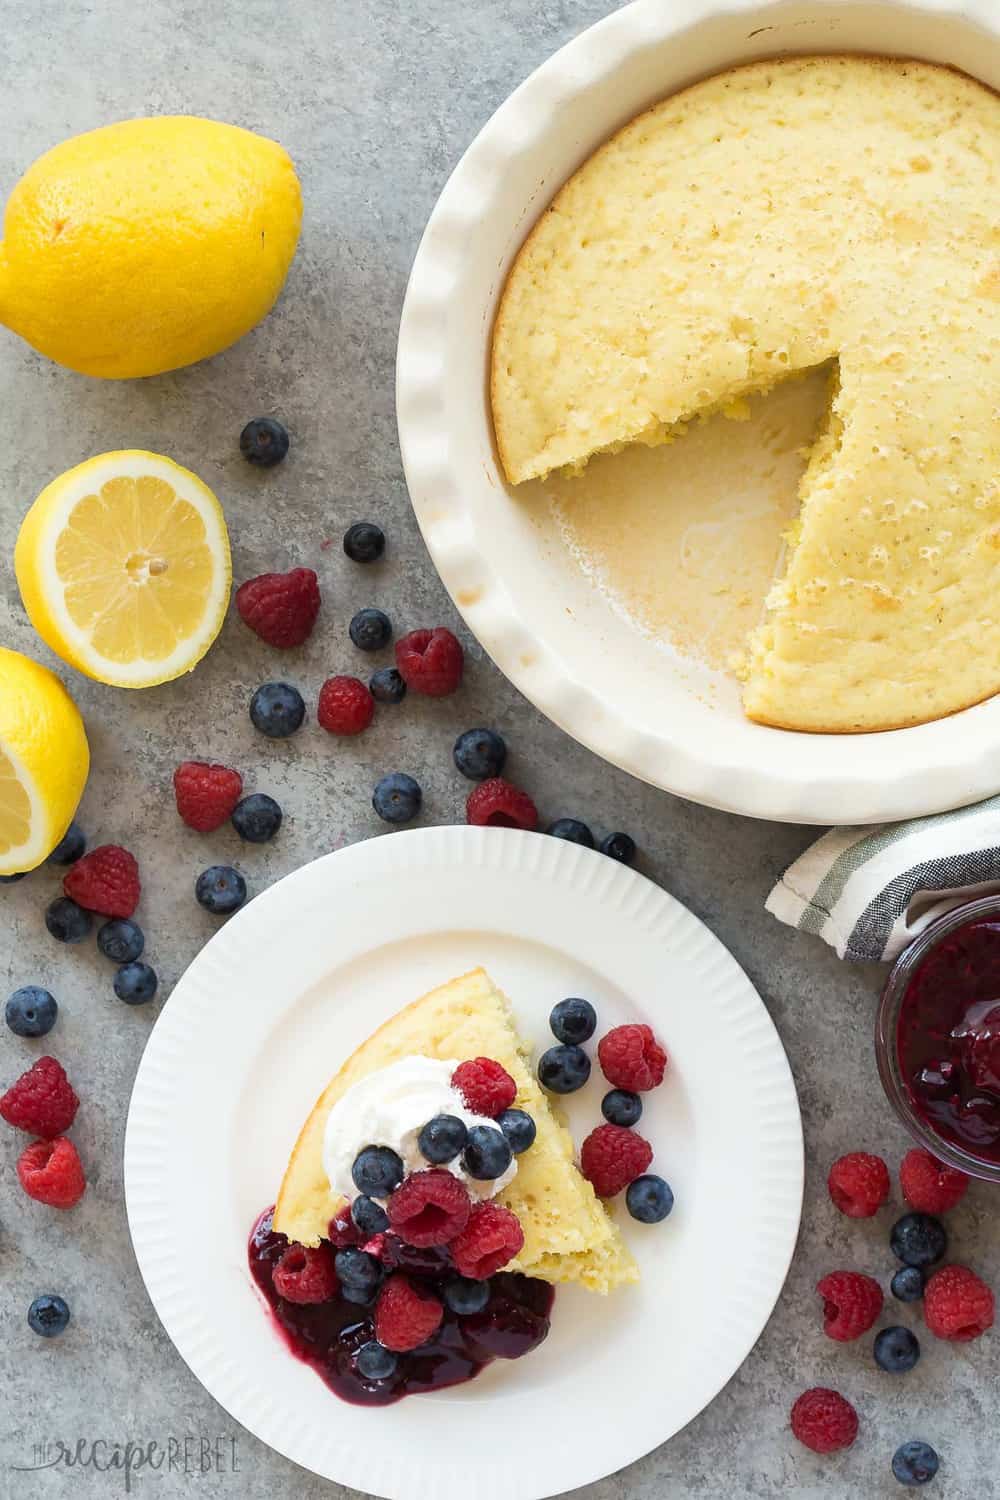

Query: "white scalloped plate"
(125, 827), (802, 1500)
(396, 0), (1000, 825)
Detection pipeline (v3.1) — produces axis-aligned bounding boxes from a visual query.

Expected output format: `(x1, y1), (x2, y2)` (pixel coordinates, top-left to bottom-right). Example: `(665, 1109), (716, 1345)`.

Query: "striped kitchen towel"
(766, 796), (1000, 962)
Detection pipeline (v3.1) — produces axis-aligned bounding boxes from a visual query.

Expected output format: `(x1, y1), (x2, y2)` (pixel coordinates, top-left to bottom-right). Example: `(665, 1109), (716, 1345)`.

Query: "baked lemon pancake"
(275, 967), (638, 1293)
(492, 56), (1000, 733)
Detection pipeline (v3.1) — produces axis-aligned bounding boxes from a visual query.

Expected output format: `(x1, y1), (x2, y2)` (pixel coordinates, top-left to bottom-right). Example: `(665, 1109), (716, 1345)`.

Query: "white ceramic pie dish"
(397, 0), (1000, 826)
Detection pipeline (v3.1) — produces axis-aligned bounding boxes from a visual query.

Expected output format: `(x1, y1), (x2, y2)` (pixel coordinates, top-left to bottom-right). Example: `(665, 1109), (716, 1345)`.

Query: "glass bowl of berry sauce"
(877, 896), (1000, 1182)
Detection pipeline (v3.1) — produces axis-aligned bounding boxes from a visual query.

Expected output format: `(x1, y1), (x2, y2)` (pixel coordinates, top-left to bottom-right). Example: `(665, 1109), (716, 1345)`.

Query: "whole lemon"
(0, 116), (302, 379)
(0, 646), (90, 875)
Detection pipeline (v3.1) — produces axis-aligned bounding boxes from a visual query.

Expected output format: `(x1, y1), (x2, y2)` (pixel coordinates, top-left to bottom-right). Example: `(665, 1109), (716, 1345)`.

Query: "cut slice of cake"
(274, 967), (638, 1294)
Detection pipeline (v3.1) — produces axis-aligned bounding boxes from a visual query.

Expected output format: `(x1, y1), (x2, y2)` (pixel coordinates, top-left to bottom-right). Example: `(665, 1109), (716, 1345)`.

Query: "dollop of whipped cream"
(322, 1055), (517, 1204)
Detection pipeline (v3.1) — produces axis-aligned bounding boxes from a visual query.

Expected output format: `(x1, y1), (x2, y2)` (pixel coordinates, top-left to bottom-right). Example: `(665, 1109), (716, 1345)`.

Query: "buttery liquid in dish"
(492, 57), (1000, 733)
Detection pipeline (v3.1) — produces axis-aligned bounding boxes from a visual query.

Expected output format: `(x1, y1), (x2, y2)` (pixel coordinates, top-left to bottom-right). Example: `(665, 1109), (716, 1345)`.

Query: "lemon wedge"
(0, 647), (90, 874)
(15, 451), (231, 688)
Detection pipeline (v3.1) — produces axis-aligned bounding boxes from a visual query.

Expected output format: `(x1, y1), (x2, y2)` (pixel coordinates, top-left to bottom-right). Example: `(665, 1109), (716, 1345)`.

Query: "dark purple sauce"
(248, 1207), (554, 1406)
(898, 918), (1000, 1162)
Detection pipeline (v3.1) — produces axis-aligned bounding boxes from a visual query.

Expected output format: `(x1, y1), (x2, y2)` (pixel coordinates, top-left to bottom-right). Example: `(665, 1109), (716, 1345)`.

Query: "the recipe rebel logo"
(11, 1435), (240, 1491)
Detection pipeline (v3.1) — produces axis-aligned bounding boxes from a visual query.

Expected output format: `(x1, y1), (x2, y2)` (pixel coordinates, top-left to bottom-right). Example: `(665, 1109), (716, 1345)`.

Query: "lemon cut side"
(15, 451), (232, 688)
(0, 646), (90, 874)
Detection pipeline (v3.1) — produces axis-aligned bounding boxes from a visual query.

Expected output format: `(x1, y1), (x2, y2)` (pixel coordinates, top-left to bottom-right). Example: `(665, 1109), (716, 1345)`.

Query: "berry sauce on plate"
(248, 1207), (554, 1406)
(898, 918), (1000, 1162)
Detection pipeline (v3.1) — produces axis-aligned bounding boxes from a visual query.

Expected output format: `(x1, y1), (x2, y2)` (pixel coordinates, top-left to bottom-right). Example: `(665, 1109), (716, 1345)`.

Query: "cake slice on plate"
(274, 966), (638, 1294)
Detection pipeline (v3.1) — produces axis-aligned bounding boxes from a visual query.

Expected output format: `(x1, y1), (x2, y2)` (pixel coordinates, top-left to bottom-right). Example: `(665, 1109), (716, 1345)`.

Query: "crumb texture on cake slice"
(274, 968), (638, 1294)
(491, 57), (1000, 732)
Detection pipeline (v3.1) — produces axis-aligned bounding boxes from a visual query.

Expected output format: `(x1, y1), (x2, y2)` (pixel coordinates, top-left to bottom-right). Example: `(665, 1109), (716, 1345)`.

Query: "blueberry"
(334, 1247), (383, 1297)
(343, 522), (386, 564)
(372, 773), (422, 825)
(497, 1108), (536, 1155)
(537, 1043), (591, 1094)
(892, 1441), (940, 1486)
(97, 918), (145, 964)
(550, 997), (597, 1045)
(626, 1174), (674, 1223)
(443, 1276), (491, 1315)
(47, 821), (86, 865)
(240, 417), (289, 467)
(351, 1195), (390, 1236)
(547, 818), (595, 848)
(352, 1145), (405, 1197)
(452, 729), (507, 781)
(349, 608), (392, 652)
(891, 1212), (947, 1268)
(28, 1294), (70, 1337)
(195, 865), (247, 916)
(370, 667), (406, 705)
(356, 1341), (398, 1380)
(874, 1325), (921, 1374)
(602, 1089), (643, 1127)
(249, 682), (305, 738)
(45, 897), (92, 944)
(418, 1114), (468, 1164)
(891, 1265), (926, 1303)
(600, 832), (636, 865)
(231, 793), (283, 843)
(113, 962), (158, 1006)
(5, 986), (58, 1038)
(462, 1125), (513, 1181)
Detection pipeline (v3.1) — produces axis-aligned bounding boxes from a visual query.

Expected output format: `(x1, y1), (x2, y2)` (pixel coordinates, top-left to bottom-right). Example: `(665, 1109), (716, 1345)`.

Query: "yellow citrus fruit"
(0, 647), (90, 875)
(15, 451), (232, 688)
(0, 116), (301, 379)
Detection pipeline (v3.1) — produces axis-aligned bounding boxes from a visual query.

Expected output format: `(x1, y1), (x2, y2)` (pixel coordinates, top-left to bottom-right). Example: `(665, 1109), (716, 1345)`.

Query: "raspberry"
(452, 1058), (517, 1118)
(790, 1388), (858, 1454)
(924, 1265), (995, 1341)
(0, 1057), (79, 1138)
(579, 1123), (653, 1198)
(827, 1152), (890, 1218)
(900, 1148), (969, 1214)
(327, 1206), (361, 1248)
(395, 627), (464, 697)
(817, 1270), (884, 1341)
(64, 845), (140, 918)
(375, 1274), (444, 1351)
(317, 676), (375, 735)
(466, 778), (538, 831)
(272, 1242), (338, 1303)
(597, 1024), (668, 1092)
(236, 567), (320, 649)
(387, 1169), (471, 1247)
(173, 761), (243, 832)
(16, 1136), (86, 1208)
(449, 1201), (525, 1279)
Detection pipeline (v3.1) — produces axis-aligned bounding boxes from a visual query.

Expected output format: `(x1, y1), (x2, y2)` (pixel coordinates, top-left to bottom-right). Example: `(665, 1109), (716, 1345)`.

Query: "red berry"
(817, 1270), (884, 1342)
(236, 567), (321, 649)
(317, 676), (375, 735)
(924, 1264), (995, 1341)
(375, 1274), (444, 1351)
(900, 1148), (969, 1215)
(452, 1058), (517, 1118)
(16, 1136), (86, 1208)
(395, 628), (464, 697)
(827, 1152), (890, 1218)
(0, 1057), (79, 1138)
(449, 1201), (525, 1279)
(579, 1122), (653, 1198)
(327, 1206), (361, 1248)
(466, 777), (538, 831)
(790, 1388), (858, 1454)
(173, 761), (243, 832)
(387, 1169), (471, 1247)
(64, 844), (140, 918)
(597, 1024), (668, 1092)
(272, 1242), (338, 1303)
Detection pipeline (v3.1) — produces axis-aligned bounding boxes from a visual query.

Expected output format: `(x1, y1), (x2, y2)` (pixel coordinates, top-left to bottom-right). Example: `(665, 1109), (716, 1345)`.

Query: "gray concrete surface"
(0, 2), (995, 1497)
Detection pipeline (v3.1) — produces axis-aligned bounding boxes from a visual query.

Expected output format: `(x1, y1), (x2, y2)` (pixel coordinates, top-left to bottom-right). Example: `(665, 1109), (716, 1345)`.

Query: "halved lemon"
(0, 646), (90, 874)
(15, 451), (231, 688)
